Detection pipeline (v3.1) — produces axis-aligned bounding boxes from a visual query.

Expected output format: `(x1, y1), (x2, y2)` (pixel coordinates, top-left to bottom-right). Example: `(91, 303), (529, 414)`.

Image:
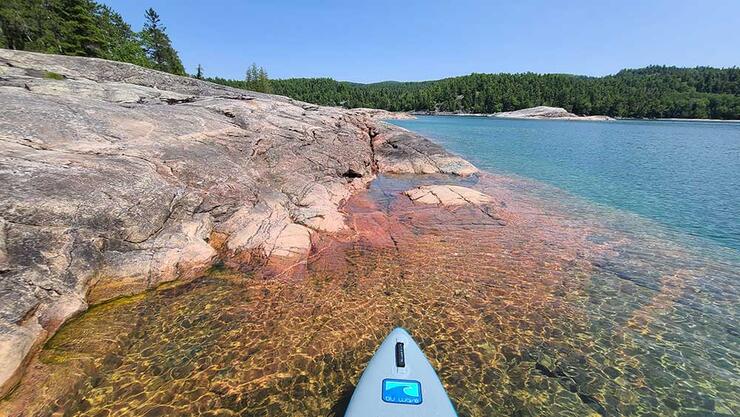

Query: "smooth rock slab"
(0, 49), (477, 396)
(404, 185), (492, 206)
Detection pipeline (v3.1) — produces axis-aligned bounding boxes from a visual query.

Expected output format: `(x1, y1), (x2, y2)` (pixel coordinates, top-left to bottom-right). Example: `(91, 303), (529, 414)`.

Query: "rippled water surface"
(392, 116), (740, 251)
(3, 120), (739, 417)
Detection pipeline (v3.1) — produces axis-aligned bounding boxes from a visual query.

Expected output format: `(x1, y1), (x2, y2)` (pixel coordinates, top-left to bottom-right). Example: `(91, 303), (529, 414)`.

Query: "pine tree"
(245, 63), (259, 84)
(243, 63), (271, 93)
(94, 4), (149, 67)
(256, 66), (271, 93)
(0, 0), (43, 50)
(141, 8), (185, 75)
(142, 9), (163, 65)
(55, 0), (104, 56)
(195, 64), (204, 79)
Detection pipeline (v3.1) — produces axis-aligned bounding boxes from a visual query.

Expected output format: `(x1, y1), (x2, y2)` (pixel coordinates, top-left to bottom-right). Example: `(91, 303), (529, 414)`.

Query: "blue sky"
(101, 0), (740, 83)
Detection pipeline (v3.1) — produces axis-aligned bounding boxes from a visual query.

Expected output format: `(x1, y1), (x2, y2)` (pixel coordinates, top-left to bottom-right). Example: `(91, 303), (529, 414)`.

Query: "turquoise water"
(391, 116), (740, 251)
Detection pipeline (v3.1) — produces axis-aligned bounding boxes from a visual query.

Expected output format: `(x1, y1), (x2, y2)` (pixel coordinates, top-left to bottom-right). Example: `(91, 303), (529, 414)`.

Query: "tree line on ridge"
(257, 67), (738, 119)
(2, 1), (737, 119)
(1, 0), (184, 75)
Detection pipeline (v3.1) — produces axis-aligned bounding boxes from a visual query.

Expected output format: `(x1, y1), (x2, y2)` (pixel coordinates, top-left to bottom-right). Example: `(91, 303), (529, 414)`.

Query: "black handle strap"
(395, 342), (405, 368)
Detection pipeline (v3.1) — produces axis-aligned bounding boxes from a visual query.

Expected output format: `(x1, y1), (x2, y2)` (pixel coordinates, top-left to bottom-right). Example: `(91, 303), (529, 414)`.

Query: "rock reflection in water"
(3, 173), (738, 417)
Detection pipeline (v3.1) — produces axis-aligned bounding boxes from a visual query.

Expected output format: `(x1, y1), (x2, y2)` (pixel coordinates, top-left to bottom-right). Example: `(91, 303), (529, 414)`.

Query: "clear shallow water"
(391, 116), (740, 251)
(5, 173), (739, 417)
(3, 120), (740, 417)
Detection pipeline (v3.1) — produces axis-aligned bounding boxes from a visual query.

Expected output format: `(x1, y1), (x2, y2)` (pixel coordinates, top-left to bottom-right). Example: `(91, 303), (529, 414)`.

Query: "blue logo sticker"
(382, 379), (423, 405)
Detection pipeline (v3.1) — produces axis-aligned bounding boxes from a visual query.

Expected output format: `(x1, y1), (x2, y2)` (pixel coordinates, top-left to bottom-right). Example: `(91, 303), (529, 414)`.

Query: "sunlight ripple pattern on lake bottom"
(8, 170), (738, 417)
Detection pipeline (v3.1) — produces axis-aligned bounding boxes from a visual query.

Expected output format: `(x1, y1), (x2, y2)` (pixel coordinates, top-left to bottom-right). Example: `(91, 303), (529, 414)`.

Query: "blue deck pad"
(381, 379), (423, 405)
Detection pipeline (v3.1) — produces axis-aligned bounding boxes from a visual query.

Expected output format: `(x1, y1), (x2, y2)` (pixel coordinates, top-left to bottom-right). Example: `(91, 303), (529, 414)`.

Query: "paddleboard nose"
(344, 327), (457, 416)
(388, 327), (411, 338)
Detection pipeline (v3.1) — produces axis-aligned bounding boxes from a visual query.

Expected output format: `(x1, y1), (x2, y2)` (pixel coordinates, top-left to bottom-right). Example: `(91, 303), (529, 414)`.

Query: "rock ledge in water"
(404, 185), (492, 206)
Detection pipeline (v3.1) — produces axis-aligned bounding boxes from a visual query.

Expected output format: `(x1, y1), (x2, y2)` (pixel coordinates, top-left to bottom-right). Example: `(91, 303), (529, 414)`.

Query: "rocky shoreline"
(0, 49), (476, 398)
(0, 166), (584, 417)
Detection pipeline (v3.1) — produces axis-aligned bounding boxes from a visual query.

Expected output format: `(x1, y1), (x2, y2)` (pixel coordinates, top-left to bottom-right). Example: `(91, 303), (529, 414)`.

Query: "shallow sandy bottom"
(2, 173), (738, 417)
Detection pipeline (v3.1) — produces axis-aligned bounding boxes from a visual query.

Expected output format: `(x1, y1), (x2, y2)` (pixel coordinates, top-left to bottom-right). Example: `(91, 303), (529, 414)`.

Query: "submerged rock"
(404, 185), (492, 206)
(493, 106), (613, 121)
(0, 49), (475, 396)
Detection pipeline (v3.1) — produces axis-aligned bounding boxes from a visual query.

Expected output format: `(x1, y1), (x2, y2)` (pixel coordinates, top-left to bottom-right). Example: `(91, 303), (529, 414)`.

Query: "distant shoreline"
(622, 117), (740, 123)
(408, 111), (740, 123)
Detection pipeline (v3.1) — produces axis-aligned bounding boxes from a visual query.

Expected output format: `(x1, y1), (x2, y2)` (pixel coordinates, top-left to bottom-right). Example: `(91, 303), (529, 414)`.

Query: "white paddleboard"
(344, 327), (457, 417)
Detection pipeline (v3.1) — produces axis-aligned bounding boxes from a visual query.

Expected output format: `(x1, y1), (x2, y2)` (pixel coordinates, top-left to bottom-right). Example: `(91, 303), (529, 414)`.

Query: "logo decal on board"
(381, 379), (423, 405)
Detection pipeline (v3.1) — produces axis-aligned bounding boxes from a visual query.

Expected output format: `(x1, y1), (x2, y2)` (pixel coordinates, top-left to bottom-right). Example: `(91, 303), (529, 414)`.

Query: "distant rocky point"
(493, 106), (613, 121)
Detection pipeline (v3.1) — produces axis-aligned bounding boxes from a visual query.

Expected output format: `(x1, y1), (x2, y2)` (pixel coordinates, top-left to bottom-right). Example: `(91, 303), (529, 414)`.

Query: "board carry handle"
(395, 342), (405, 368)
